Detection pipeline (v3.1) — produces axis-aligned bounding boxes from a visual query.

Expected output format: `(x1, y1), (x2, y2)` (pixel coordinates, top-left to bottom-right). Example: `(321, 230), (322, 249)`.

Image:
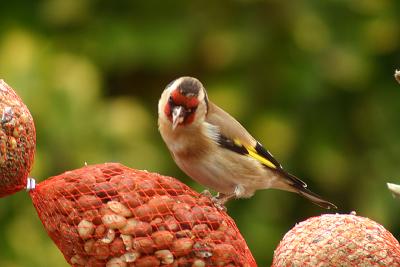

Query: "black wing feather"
(255, 142), (307, 188)
(217, 133), (307, 189)
(216, 134), (336, 209)
(217, 134), (248, 155)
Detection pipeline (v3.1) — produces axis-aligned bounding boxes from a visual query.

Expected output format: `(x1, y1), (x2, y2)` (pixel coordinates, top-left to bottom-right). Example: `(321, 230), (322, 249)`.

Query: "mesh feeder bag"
(0, 80), (36, 197)
(30, 163), (256, 267)
(272, 213), (400, 267)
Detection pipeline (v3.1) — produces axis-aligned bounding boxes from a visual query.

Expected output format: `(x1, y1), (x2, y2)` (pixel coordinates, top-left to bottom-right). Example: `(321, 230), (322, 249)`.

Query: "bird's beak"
(172, 106), (185, 130)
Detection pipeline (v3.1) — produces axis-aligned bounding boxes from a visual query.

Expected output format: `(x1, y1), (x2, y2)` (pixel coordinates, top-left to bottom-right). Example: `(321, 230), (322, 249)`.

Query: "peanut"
(121, 251), (140, 263)
(78, 220), (95, 240)
(67, 209), (81, 226)
(77, 195), (102, 212)
(102, 213), (127, 229)
(192, 224), (210, 238)
(174, 257), (191, 266)
(211, 244), (236, 266)
(120, 218), (152, 237)
(150, 217), (164, 230)
(137, 179), (159, 197)
(84, 239), (95, 253)
(109, 237), (125, 256)
(172, 238), (194, 257)
(82, 209), (102, 225)
(93, 182), (118, 199)
(120, 234), (133, 251)
(120, 192), (143, 209)
(176, 194), (196, 206)
(164, 216), (179, 232)
(60, 223), (79, 244)
(155, 249), (174, 264)
(148, 195), (175, 214)
(106, 257), (127, 267)
(158, 176), (186, 195)
(206, 230), (226, 242)
(191, 206), (206, 221)
(174, 208), (195, 228)
(204, 211), (222, 230)
(133, 237), (155, 254)
(175, 230), (194, 239)
(172, 202), (191, 212)
(193, 241), (213, 258)
(116, 177), (138, 192)
(92, 241), (110, 260)
(192, 259), (206, 267)
(133, 204), (155, 222)
(101, 229), (116, 244)
(75, 177), (94, 195)
(134, 256), (160, 267)
(70, 254), (86, 265)
(151, 230), (174, 249)
(107, 200), (132, 217)
(94, 224), (107, 239)
(57, 198), (75, 215)
(86, 257), (105, 267)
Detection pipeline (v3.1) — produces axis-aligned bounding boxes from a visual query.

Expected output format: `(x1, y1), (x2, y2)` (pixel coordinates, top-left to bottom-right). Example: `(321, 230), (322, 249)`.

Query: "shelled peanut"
(0, 80), (36, 197)
(30, 163), (256, 267)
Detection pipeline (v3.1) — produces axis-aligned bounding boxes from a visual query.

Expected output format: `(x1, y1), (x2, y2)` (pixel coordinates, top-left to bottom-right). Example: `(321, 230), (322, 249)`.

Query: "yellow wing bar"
(233, 139), (278, 169)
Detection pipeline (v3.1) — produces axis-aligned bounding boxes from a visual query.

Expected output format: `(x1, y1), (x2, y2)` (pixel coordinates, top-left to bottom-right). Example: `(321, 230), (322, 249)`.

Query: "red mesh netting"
(30, 163), (257, 267)
(0, 80), (36, 197)
(272, 213), (400, 267)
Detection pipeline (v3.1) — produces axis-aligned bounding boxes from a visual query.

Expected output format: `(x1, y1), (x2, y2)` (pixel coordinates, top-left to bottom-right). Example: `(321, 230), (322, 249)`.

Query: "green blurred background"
(0, 0), (400, 266)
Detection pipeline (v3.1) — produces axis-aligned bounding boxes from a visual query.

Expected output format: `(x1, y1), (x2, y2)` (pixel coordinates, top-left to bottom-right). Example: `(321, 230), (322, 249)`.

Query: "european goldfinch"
(158, 76), (336, 209)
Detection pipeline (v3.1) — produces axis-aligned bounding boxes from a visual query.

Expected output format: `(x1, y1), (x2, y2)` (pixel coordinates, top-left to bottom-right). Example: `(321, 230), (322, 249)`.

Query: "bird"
(158, 76), (336, 209)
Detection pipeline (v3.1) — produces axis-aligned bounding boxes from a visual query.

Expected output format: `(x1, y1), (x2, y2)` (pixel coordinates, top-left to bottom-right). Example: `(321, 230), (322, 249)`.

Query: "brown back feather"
(206, 102), (256, 148)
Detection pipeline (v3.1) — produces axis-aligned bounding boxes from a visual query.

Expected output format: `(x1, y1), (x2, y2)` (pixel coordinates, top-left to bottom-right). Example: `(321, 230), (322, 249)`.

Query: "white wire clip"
(26, 177), (36, 191)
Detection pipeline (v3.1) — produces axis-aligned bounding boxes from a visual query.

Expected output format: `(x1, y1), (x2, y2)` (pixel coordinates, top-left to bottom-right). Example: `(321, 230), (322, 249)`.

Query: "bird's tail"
(296, 186), (337, 209)
(275, 170), (337, 209)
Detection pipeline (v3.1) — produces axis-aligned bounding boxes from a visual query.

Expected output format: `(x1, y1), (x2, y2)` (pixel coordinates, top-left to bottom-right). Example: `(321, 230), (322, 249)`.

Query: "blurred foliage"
(0, 0), (400, 266)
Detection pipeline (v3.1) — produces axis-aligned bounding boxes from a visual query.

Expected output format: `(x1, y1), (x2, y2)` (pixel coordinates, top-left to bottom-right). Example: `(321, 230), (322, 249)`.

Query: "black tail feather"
(279, 170), (337, 209)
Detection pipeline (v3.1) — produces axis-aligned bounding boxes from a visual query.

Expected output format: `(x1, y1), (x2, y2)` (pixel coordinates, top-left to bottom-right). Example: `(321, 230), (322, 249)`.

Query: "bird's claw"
(200, 190), (227, 211)
(211, 196), (227, 212)
(200, 189), (213, 198)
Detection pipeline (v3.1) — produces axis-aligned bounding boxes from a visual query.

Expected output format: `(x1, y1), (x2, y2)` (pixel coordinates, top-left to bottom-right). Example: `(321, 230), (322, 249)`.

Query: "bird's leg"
(214, 193), (236, 204)
(200, 189), (213, 198)
(211, 192), (236, 211)
(200, 190), (229, 211)
(209, 185), (247, 211)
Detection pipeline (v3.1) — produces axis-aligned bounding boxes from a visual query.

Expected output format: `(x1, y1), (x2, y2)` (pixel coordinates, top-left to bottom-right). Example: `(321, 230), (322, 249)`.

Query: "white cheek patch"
(198, 88), (205, 102)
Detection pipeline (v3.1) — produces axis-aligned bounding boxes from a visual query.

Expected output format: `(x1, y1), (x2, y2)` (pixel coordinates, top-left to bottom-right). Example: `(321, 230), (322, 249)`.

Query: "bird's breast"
(160, 121), (210, 158)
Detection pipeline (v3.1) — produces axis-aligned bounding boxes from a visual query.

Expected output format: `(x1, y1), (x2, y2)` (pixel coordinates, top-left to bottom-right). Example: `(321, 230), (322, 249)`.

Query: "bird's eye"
(168, 96), (174, 105)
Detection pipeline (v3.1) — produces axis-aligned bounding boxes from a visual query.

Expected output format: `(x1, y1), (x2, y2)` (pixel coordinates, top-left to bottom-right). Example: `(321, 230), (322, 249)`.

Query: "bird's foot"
(200, 190), (235, 211)
(211, 196), (227, 211)
(211, 192), (237, 212)
(201, 190), (227, 211)
(200, 189), (213, 198)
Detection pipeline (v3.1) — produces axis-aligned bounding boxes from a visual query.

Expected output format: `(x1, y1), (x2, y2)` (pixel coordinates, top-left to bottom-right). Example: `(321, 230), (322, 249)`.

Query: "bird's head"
(159, 76), (208, 130)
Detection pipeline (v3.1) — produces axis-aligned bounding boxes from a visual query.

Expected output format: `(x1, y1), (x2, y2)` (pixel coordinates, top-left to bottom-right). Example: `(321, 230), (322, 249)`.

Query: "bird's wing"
(205, 102), (337, 208)
(206, 102), (255, 146)
(206, 102), (283, 171)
